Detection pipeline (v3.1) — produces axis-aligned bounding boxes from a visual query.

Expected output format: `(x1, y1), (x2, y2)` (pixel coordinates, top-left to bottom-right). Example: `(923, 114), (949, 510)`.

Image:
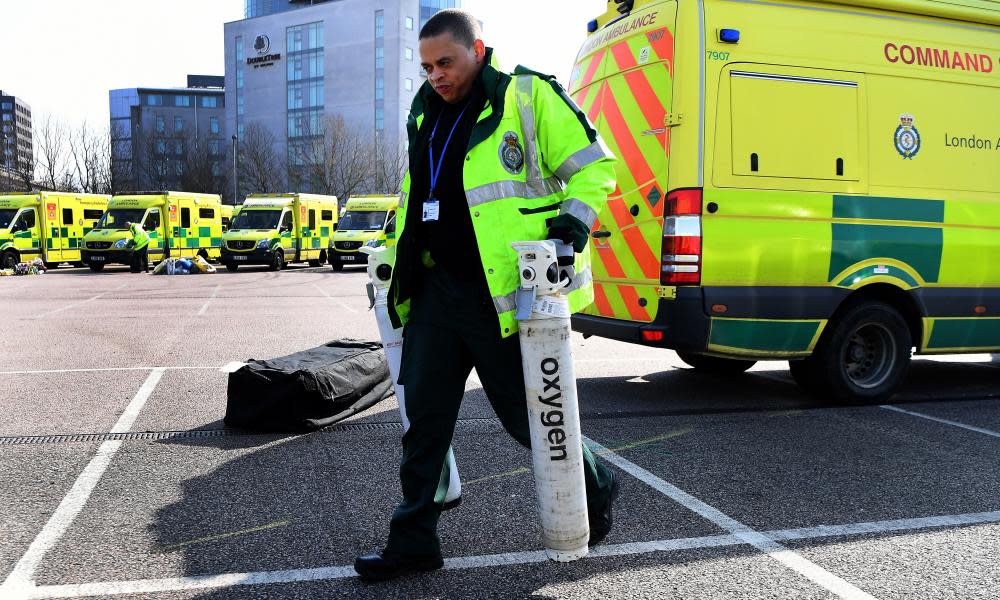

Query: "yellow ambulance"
(569, 0), (1000, 401)
(329, 196), (399, 271)
(83, 191), (223, 272)
(0, 192), (110, 270)
(221, 193), (337, 271)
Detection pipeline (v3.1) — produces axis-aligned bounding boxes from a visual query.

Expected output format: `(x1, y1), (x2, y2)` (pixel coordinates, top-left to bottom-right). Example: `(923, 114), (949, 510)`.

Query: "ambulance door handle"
(592, 231), (611, 239)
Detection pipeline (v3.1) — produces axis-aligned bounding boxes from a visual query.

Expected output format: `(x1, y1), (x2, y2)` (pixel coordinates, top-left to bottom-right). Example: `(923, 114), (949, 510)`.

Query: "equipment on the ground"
(512, 239), (589, 562)
(224, 339), (393, 432)
(361, 245), (462, 505)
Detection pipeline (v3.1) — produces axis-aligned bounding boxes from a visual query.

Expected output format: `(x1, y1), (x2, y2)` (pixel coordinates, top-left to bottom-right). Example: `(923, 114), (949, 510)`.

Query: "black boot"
(354, 549), (443, 580)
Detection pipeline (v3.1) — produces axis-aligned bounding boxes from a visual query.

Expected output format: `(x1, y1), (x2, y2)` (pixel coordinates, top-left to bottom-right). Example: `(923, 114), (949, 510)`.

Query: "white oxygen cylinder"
(361, 246), (461, 505)
(511, 240), (589, 562)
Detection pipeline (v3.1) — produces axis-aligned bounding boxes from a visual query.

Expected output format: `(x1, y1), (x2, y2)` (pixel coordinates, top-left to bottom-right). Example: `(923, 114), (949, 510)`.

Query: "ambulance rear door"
(570, 1), (677, 323)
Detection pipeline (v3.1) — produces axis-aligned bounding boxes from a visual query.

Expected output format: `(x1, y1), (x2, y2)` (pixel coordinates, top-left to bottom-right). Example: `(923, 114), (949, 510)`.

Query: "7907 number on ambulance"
(570, 0), (1000, 402)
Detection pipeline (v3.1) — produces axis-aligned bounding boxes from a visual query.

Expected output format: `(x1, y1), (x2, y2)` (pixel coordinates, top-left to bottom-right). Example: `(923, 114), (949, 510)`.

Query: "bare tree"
(36, 116), (72, 191)
(372, 136), (408, 195)
(108, 120), (134, 194)
(179, 131), (229, 197)
(67, 121), (114, 194)
(239, 121), (286, 195)
(291, 114), (375, 202)
(135, 130), (174, 192)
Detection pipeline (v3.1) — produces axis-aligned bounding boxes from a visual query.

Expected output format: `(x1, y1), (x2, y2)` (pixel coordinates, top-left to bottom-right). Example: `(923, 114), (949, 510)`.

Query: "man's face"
(419, 32), (485, 104)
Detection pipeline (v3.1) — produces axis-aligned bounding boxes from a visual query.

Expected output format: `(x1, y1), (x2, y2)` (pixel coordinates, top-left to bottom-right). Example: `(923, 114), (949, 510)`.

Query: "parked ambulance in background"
(0, 192), (109, 269)
(83, 192), (223, 272)
(221, 193), (337, 271)
(570, 0), (1000, 402)
(329, 195), (398, 271)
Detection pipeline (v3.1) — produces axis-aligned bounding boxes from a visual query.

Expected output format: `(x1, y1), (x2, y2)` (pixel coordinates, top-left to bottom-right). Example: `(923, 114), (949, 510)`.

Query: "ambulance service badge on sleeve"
(500, 131), (525, 175)
(894, 114), (921, 159)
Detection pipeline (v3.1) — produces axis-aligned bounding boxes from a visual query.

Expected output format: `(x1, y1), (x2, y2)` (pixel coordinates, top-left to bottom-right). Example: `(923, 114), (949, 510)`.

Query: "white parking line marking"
(311, 283), (358, 313)
(196, 285), (221, 316)
(220, 362), (247, 373)
(28, 284), (127, 320)
(18, 510), (1000, 599)
(0, 366), (220, 376)
(880, 405), (1000, 439)
(584, 436), (879, 600)
(1, 369), (165, 596)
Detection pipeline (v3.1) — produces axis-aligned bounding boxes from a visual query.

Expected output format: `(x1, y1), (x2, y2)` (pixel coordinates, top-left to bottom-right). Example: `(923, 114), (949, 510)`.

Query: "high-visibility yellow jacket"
(389, 49), (617, 338)
(129, 223), (150, 251)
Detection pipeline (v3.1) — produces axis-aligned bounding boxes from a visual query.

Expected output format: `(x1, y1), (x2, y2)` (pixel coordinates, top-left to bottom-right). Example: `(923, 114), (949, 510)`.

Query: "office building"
(0, 90), (34, 180)
(224, 0), (460, 193)
(109, 76), (226, 195)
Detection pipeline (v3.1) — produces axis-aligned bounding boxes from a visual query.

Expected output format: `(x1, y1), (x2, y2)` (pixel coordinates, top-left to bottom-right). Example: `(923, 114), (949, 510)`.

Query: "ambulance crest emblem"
(894, 114), (920, 159)
(499, 131), (525, 174)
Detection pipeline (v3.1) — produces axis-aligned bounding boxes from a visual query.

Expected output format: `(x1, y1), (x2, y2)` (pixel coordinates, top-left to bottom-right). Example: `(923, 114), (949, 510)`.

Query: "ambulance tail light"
(661, 188), (702, 286)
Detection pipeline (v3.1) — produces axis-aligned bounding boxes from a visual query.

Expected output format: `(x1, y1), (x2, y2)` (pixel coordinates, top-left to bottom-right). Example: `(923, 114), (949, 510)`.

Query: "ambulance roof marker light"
(587, 19), (599, 33)
(719, 29), (741, 43)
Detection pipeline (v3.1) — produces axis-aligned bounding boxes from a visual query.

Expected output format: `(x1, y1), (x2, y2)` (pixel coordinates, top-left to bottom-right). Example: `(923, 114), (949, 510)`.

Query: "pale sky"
(1, 0), (607, 131)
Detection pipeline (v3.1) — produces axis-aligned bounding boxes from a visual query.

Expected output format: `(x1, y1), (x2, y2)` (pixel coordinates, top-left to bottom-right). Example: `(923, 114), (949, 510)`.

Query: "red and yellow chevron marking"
(580, 26), (674, 323)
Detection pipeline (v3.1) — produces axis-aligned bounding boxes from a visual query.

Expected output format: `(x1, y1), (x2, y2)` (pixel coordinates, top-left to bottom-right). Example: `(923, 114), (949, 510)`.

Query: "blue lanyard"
(428, 100), (472, 197)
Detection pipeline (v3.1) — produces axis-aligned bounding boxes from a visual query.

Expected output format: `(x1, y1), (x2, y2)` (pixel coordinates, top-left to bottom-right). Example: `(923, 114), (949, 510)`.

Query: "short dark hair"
(419, 9), (482, 48)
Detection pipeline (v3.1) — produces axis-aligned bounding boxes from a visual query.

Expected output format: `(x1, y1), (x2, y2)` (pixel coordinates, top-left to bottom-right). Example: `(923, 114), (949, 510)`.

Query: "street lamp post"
(232, 134), (239, 204)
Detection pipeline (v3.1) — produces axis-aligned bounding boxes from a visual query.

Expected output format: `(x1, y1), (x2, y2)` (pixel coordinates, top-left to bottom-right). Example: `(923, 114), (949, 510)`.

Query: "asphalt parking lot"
(1, 264), (998, 599)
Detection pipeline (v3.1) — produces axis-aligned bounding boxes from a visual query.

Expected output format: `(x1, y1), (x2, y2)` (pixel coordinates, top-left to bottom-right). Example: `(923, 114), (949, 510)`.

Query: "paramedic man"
(354, 9), (619, 580)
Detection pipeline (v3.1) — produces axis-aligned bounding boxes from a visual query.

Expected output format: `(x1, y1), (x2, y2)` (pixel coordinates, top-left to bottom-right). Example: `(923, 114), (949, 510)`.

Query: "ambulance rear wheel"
(44, 262), (59, 270)
(1, 251), (17, 270)
(805, 301), (911, 403)
(88, 263), (105, 272)
(677, 352), (756, 374)
(226, 263), (239, 272)
(269, 250), (285, 271)
(308, 259), (322, 267)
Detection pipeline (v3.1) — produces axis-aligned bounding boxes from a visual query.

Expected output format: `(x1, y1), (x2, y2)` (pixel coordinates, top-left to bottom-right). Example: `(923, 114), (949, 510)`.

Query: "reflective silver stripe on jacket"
(466, 176), (563, 208)
(515, 76), (552, 198)
(492, 267), (593, 315)
(493, 291), (518, 314)
(565, 267), (593, 294)
(554, 140), (612, 183)
(399, 190), (408, 210)
(559, 198), (598, 230)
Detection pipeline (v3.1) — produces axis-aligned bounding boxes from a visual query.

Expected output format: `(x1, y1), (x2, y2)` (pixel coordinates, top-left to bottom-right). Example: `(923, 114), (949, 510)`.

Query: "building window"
(212, 162), (221, 177)
(1, 102), (10, 110)
(175, 95), (190, 107)
(174, 117), (184, 133)
(147, 95), (163, 106)
(375, 10), (384, 38)
(375, 107), (384, 131)
(237, 95), (244, 116)
(375, 47), (384, 69)
(155, 116), (165, 134)
(201, 96), (218, 108)
(155, 139), (166, 154)
(375, 78), (384, 100)
(210, 117), (220, 135)
(405, 17), (414, 30)
(174, 140), (183, 155)
(235, 36), (244, 61)
(237, 122), (245, 138)
(236, 69), (244, 90)
(405, 78), (413, 92)
(209, 140), (221, 156)
(405, 47), (413, 61)
(288, 21), (323, 53)
(287, 50), (323, 81)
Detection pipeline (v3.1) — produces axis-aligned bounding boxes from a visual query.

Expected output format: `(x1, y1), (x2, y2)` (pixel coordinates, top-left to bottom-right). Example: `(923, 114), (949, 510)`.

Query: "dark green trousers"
(386, 266), (615, 557)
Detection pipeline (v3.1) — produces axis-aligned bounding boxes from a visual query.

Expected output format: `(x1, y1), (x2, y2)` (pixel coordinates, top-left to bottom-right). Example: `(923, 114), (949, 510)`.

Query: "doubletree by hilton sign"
(247, 34), (281, 69)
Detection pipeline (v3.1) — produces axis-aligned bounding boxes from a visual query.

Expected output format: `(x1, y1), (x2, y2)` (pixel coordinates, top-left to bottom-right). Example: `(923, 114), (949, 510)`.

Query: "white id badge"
(422, 199), (440, 222)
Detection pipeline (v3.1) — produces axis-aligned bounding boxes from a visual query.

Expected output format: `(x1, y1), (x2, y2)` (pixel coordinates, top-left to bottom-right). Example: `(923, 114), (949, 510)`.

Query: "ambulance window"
(181, 207), (191, 228)
(321, 210), (334, 221)
(280, 211), (293, 230)
(385, 214), (396, 235)
(199, 208), (215, 219)
(730, 71), (860, 181)
(62, 208), (73, 225)
(144, 210), (161, 230)
(83, 209), (103, 220)
(308, 209), (316, 230)
(222, 217), (231, 231)
(15, 209), (35, 230)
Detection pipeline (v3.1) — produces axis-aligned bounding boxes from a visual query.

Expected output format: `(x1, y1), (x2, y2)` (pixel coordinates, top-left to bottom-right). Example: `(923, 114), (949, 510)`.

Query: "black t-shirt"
(411, 80), (488, 283)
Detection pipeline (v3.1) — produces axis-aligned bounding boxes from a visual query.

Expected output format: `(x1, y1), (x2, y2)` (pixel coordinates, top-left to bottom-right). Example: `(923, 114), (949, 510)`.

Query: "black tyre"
(788, 359), (823, 395)
(677, 351), (756, 374)
(225, 263), (239, 272)
(88, 262), (105, 272)
(1, 251), (18, 270)
(72, 261), (85, 268)
(269, 250), (284, 271)
(308, 259), (322, 267)
(331, 261), (344, 272)
(44, 261), (59, 270)
(805, 301), (912, 403)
